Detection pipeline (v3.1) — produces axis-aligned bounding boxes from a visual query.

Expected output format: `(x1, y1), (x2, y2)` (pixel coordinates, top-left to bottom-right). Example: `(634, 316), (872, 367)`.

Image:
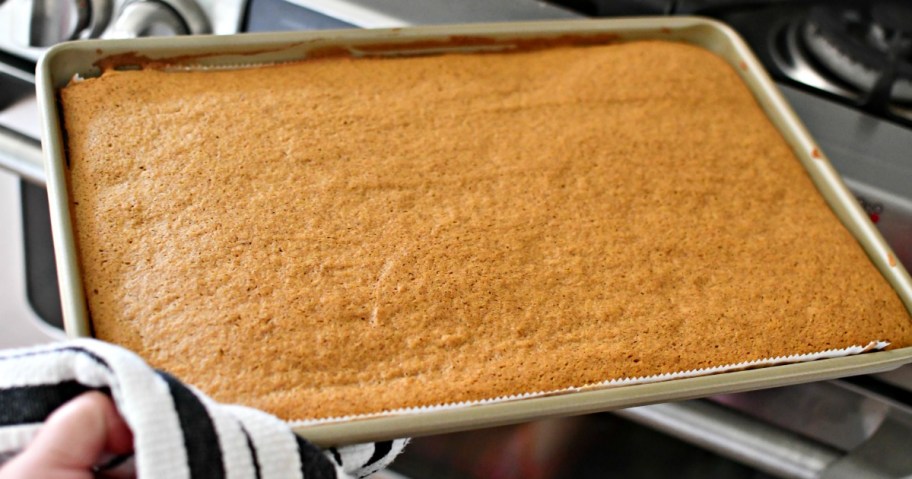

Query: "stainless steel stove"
(1, 1), (911, 477)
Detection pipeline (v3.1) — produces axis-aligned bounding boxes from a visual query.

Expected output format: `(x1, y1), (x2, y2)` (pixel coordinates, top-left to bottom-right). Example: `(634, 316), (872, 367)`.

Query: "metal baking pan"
(36, 17), (912, 446)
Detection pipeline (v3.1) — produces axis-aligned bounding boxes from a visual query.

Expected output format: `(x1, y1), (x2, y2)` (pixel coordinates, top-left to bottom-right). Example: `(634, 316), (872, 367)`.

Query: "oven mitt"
(0, 339), (407, 478)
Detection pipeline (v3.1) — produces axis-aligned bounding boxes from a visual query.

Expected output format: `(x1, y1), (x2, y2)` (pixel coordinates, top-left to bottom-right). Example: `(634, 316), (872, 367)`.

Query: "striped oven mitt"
(0, 339), (407, 478)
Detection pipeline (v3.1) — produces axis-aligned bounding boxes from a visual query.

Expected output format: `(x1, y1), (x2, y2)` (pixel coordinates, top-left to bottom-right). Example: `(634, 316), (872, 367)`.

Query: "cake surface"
(60, 40), (912, 420)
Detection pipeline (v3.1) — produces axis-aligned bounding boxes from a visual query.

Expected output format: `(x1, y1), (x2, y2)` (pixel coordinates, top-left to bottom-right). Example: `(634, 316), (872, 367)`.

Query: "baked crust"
(60, 41), (912, 420)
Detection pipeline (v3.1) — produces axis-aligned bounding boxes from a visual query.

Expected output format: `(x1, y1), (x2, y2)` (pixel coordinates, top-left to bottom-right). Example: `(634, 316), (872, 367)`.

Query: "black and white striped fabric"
(0, 339), (407, 478)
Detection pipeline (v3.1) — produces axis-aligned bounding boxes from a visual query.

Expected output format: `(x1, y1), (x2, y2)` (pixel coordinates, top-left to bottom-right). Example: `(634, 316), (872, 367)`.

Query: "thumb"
(0, 391), (133, 479)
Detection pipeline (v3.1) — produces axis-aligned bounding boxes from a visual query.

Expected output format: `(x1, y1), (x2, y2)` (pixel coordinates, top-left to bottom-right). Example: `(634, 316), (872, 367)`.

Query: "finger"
(1, 391), (133, 478)
(92, 392), (134, 456)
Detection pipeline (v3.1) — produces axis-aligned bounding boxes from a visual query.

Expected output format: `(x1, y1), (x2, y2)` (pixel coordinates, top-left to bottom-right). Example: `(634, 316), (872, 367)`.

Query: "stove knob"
(103, 1), (189, 39)
(22, 0), (91, 47)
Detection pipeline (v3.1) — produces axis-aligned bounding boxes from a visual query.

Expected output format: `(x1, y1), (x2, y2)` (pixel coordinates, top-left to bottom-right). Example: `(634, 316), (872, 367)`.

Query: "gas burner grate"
(769, 4), (912, 121)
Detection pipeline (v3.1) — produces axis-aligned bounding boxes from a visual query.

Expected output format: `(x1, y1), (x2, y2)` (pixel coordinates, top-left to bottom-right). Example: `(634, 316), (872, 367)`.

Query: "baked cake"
(59, 40), (912, 420)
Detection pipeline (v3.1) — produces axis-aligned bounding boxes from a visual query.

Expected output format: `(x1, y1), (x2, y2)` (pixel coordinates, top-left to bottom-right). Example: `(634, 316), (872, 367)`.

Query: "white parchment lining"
(289, 341), (888, 426)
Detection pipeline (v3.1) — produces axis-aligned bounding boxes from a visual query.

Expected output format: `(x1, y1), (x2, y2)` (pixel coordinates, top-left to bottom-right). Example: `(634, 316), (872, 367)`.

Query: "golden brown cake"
(60, 40), (912, 420)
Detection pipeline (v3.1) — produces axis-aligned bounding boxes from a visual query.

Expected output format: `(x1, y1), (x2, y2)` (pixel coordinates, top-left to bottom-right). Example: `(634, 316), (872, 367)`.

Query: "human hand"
(0, 340), (406, 479)
(0, 391), (134, 479)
